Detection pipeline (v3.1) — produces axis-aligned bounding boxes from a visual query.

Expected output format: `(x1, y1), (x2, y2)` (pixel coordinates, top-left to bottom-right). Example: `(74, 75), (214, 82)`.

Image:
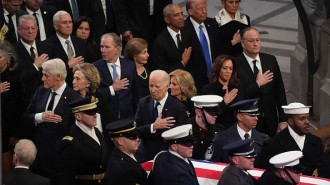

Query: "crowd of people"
(1, 0), (329, 184)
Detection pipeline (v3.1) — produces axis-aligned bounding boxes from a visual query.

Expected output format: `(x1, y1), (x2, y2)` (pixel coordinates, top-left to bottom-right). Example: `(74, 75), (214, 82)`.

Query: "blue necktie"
(47, 92), (57, 111)
(111, 64), (118, 81)
(199, 25), (212, 78)
(70, 0), (79, 21)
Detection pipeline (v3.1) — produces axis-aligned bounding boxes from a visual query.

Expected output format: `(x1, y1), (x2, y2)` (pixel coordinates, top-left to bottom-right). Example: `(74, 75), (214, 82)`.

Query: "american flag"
(142, 159), (330, 185)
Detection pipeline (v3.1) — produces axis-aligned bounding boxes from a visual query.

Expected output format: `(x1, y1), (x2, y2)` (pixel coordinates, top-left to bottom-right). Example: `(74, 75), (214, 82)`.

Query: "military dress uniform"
(105, 118), (148, 185)
(190, 118), (221, 160)
(56, 97), (109, 185)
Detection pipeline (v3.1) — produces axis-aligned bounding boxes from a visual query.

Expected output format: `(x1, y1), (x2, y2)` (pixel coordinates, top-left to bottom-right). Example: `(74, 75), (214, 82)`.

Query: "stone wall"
(290, 0), (329, 128)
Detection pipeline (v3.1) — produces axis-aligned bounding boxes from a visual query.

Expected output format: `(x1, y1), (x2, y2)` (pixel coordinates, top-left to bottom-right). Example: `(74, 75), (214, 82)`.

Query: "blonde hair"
(169, 69), (197, 101)
(72, 63), (100, 94)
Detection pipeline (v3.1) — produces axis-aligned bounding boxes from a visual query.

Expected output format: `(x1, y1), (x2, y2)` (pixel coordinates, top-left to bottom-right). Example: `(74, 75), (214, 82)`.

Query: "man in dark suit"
(149, 124), (199, 185)
(218, 138), (258, 185)
(81, 0), (116, 44)
(21, 0), (56, 41)
(94, 33), (140, 123)
(4, 139), (50, 185)
(183, 0), (221, 93)
(49, 0), (83, 22)
(259, 102), (323, 176)
(14, 14), (54, 106)
(237, 27), (287, 137)
(45, 10), (86, 86)
(105, 118), (148, 185)
(114, 0), (171, 45)
(57, 96), (109, 185)
(135, 70), (188, 163)
(207, 98), (269, 167)
(151, 4), (192, 73)
(23, 58), (81, 179)
(3, 0), (24, 43)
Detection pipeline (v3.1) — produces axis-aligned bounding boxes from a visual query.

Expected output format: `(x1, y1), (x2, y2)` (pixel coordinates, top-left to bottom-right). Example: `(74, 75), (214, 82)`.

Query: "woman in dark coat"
(215, 0), (250, 57)
(202, 54), (241, 129)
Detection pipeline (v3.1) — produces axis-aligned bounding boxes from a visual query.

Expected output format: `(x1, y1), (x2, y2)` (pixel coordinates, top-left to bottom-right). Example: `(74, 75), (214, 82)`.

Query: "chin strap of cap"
(283, 168), (297, 185)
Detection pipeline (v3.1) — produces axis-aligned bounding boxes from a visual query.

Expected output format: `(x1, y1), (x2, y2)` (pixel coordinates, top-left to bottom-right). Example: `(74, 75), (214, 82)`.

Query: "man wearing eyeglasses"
(56, 96), (109, 185)
(258, 151), (304, 185)
(218, 138), (258, 185)
(149, 124), (199, 185)
(189, 95), (224, 160)
(105, 117), (148, 185)
(206, 98), (269, 166)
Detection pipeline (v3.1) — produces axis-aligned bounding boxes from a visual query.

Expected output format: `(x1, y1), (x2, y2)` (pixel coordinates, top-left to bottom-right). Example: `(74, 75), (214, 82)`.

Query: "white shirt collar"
(243, 52), (262, 73)
(189, 17), (206, 31)
(167, 26), (181, 48)
(25, 6), (41, 15)
(15, 166), (29, 169)
(237, 124), (252, 140)
(75, 120), (100, 145)
(169, 148), (190, 164)
(156, 92), (168, 107)
(214, 8), (249, 26)
(288, 125), (306, 150)
(107, 57), (121, 68)
(20, 39), (37, 52)
(52, 82), (66, 96)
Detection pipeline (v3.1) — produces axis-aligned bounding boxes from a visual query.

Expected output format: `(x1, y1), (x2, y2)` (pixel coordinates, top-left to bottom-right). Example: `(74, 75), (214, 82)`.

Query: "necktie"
(70, 0), (79, 21)
(32, 13), (41, 40)
(199, 25), (212, 78)
(105, 0), (114, 30)
(252, 60), (258, 77)
(244, 133), (249, 140)
(111, 64), (118, 81)
(65, 40), (74, 58)
(30, 46), (35, 60)
(176, 33), (183, 51)
(47, 92), (57, 111)
(154, 102), (160, 121)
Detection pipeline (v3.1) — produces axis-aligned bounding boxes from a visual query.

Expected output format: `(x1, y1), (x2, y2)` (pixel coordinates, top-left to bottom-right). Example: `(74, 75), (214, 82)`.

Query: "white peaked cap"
(191, 95), (223, 108)
(269, 151), (303, 169)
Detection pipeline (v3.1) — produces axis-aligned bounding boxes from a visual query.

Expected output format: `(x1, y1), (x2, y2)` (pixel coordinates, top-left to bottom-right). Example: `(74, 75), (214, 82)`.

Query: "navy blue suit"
(94, 58), (140, 123)
(149, 151), (199, 185)
(135, 94), (188, 163)
(45, 35), (87, 86)
(183, 17), (221, 93)
(23, 84), (81, 177)
(209, 124), (269, 166)
(237, 53), (287, 136)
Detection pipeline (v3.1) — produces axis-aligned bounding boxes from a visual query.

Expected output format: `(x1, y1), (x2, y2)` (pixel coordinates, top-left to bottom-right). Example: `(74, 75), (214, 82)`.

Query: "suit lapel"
(54, 36), (68, 61)
(40, 89), (51, 111)
(239, 55), (255, 81)
(227, 125), (241, 143)
(279, 128), (300, 151)
(99, 60), (113, 85)
(165, 29), (181, 55)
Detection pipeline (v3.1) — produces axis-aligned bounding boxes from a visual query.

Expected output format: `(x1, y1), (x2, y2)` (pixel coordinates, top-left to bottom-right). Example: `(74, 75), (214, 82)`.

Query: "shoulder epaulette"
(62, 136), (74, 141)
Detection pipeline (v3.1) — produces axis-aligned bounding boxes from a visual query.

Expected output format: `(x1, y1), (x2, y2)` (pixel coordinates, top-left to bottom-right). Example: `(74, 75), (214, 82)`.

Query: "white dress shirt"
(237, 124), (252, 140)
(56, 34), (76, 57)
(243, 52), (262, 74)
(76, 120), (100, 145)
(288, 125), (306, 151)
(106, 57), (121, 96)
(20, 39), (39, 71)
(150, 92), (169, 133)
(25, 7), (47, 41)
(189, 17), (212, 60)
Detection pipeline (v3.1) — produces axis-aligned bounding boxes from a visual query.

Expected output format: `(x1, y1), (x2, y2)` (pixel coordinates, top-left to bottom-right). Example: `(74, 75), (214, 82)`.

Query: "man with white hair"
(24, 58), (81, 179)
(135, 69), (188, 163)
(4, 139), (50, 185)
(45, 10), (86, 86)
(259, 102), (323, 176)
(14, 14), (54, 105)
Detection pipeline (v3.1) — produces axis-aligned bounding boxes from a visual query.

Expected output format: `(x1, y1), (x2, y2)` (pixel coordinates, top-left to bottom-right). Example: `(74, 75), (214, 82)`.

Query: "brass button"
(100, 165), (102, 168)
(121, 158), (124, 160)
(98, 180), (101, 183)
(201, 141), (204, 144)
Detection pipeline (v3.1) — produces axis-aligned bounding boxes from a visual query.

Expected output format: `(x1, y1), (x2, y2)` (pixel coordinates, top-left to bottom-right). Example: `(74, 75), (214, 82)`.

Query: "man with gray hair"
(45, 10), (86, 86)
(4, 139), (51, 185)
(94, 33), (140, 123)
(24, 58), (81, 180)
(14, 14), (55, 106)
(135, 69), (188, 163)
(151, 4), (192, 73)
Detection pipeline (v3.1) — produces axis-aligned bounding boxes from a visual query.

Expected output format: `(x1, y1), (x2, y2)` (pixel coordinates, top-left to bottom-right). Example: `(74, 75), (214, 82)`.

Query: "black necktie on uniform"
(33, 13), (41, 40)
(252, 60), (258, 77)
(153, 102), (160, 121)
(47, 92), (57, 111)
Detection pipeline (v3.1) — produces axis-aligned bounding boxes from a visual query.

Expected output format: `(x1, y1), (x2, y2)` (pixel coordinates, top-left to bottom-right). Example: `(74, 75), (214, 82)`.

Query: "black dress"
(1, 67), (25, 151)
(182, 98), (195, 119)
(202, 82), (241, 129)
(137, 67), (150, 98)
